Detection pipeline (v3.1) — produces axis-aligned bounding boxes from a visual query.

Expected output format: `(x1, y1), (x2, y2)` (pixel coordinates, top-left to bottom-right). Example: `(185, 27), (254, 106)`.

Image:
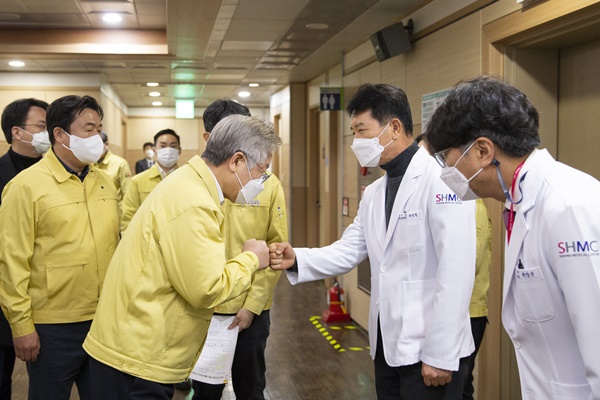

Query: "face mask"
(439, 141), (482, 201)
(235, 158), (265, 204)
(156, 147), (179, 168)
(350, 122), (393, 167)
(61, 130), (104, 164)
(19, 128), (51, 155)
(145, 149), (155, 159)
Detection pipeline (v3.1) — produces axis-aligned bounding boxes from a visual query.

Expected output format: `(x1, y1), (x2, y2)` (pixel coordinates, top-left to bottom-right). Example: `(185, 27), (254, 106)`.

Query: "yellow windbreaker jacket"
(0, 148), (120, 337)
(120, 163), (162, 231)
(83, 156), (260, 383)
(470, 199), (492, 318)
(216, 174), (287, 314)
(93, 151), (131, 205)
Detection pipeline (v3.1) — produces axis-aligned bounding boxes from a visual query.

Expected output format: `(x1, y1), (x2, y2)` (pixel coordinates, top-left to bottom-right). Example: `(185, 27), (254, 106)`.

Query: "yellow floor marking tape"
(309, 316), (365, 352)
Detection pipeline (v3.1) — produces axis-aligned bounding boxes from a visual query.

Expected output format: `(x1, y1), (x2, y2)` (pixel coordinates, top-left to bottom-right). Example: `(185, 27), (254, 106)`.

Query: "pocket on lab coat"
(401, 279), (436, 340)
(393, 211), (425, 252)
(550, 381), (591, 400)
(514, 267), (555, 322)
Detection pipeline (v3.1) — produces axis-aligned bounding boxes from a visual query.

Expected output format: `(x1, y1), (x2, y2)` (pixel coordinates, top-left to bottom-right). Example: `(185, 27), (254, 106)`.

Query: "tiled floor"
(10, 277), (375, 399)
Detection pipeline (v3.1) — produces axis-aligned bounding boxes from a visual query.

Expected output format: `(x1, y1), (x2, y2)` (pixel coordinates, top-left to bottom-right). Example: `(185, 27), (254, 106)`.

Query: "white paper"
(189, 315), (239, 384)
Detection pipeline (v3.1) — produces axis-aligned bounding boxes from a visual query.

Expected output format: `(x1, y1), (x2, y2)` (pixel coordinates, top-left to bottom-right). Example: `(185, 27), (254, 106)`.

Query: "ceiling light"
(152, 101), (162, 106)
(146, 82), (159, 87)
(249, 83), (259, 87)
(103, 13), (122, 23)
(149, 92), (161, 97)
(305, 23), (329, 30)
(9, 60), (25, 67)
(238, 91), (250, 98)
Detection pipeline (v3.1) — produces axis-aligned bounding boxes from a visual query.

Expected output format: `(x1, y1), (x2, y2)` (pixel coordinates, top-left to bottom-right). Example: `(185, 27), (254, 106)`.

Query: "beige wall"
(558, 37), (600, 179)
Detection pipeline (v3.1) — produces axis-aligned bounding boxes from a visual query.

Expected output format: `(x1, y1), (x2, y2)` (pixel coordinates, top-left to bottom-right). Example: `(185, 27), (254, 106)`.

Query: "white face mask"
(235, 158), (265, 204)
(350, 122), (393, 167)
(145, 149), (155, 159)
(439, 141), (482, 201)
(19, 128), (51, 155)
(156, 147), (179, 168)
(61, 130), (104, 164)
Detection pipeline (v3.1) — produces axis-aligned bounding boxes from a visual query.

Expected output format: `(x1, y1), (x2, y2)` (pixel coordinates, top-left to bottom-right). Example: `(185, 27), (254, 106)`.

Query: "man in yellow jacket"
(192, 100), (288, 400)
(120, 128), (181, 232)
(0, 95), (120, 400)
(83, 115), (281, 399)
(93, 131), (131, 207)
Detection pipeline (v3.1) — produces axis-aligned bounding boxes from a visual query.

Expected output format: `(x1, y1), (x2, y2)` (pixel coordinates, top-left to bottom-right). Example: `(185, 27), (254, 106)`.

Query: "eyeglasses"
(433, 140), (477, 168)
(244, 153), (270, 184)
(433, 147), (451, 168)
(21, 123), (47, 131)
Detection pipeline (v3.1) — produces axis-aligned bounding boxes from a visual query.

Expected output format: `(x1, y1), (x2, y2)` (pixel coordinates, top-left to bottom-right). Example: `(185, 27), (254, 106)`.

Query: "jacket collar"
(147, 163), (163, 180)
(96, 151), (112, 167)
(187, 156), (221, 207)
(372, 146), (428, 249)
(502, 148), (554, 299)
(43, 147), (78, 183)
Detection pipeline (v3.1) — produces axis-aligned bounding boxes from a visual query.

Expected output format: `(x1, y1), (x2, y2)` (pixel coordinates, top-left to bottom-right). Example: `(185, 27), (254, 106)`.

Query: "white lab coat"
(289, 147), (476, 371)
(502, 149), (600, 400)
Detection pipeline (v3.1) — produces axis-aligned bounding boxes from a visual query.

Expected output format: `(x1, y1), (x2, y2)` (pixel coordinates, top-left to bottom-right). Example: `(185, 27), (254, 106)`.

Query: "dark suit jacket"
(135, 159), (153, 174)
(0, 151), (19, 346)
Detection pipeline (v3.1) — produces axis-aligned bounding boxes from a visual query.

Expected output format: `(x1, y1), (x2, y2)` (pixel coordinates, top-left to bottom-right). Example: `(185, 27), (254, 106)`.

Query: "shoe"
(174, 378), (192, 390)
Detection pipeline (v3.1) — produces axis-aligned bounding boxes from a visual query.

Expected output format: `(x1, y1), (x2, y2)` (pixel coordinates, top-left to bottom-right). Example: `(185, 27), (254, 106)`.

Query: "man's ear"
(474, 137), (495, 165)
(53, 127), (65, 144)
(228, 151), (245, 172)
(390, 118), (404, 139)
(11, 126), (23, 141)
(203, 132), (210, 143)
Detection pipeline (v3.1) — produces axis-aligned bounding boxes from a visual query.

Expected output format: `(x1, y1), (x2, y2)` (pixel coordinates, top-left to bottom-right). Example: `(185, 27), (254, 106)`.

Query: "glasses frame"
(20, 123), (47, 132)
(433, 147), (451, 168)
(242, 152), (270, 184)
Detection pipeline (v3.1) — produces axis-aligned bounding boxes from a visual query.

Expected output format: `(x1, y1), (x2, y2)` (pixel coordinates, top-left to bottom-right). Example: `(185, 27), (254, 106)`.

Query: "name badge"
(399, 211), (420, 221)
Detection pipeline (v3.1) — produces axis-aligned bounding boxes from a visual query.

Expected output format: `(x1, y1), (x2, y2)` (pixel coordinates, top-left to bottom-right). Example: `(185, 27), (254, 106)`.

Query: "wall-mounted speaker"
(370, 20), (413, 62)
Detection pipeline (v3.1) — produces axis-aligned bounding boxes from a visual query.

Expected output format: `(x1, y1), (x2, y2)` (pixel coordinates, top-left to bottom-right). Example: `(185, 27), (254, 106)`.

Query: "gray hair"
(202, 115), (281, 167)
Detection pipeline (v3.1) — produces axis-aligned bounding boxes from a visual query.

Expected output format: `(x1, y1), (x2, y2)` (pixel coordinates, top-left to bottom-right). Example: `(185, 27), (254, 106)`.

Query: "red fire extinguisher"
(322, 279), (351, 323)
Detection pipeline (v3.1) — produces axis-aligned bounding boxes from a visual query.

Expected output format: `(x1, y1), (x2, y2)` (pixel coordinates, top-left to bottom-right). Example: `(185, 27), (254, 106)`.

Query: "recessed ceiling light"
(249, 83), (259, 87)
(103, 13), (122, 23)
(152, 101), (162, 106)
(9, 60), (25, 67)
(146, 82), (159, 87)
(238, 91), (251, 98)
(149, 92), (161, 97)
(305, 23), (328, 30)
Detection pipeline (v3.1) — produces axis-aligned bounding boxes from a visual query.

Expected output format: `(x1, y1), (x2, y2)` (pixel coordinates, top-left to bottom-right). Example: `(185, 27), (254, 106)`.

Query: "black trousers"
(192, 310), (271, 400)
(89, 357), (174, 400)
(0, 346), (15, 400)
(462, 317), (487, 400)
(27, 321), (92, 400)
(374, 322), (469, 400)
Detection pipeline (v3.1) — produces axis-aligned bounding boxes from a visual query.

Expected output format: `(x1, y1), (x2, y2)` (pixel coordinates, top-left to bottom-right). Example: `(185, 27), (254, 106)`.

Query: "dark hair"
(153, 128), (180, 145)
(142, 142), (153, 149)
(425, 76), (540, 157)
(415, 133), (425, 144)
(46, 95), (103, 145)
(100, 131), (108, 143)
(203, 99), (251, 133)
(346, 83), (413, 135)
(1, 98), (49, 143)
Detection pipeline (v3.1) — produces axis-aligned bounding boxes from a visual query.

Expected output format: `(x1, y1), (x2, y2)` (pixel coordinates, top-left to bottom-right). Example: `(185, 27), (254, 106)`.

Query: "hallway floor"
(10, 277), (376, 399)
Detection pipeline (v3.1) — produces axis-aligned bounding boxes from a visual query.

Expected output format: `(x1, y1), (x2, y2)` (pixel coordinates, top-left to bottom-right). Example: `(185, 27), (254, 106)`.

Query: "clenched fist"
(243, 239), (269, 270)
(268, 242), (296, 270)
